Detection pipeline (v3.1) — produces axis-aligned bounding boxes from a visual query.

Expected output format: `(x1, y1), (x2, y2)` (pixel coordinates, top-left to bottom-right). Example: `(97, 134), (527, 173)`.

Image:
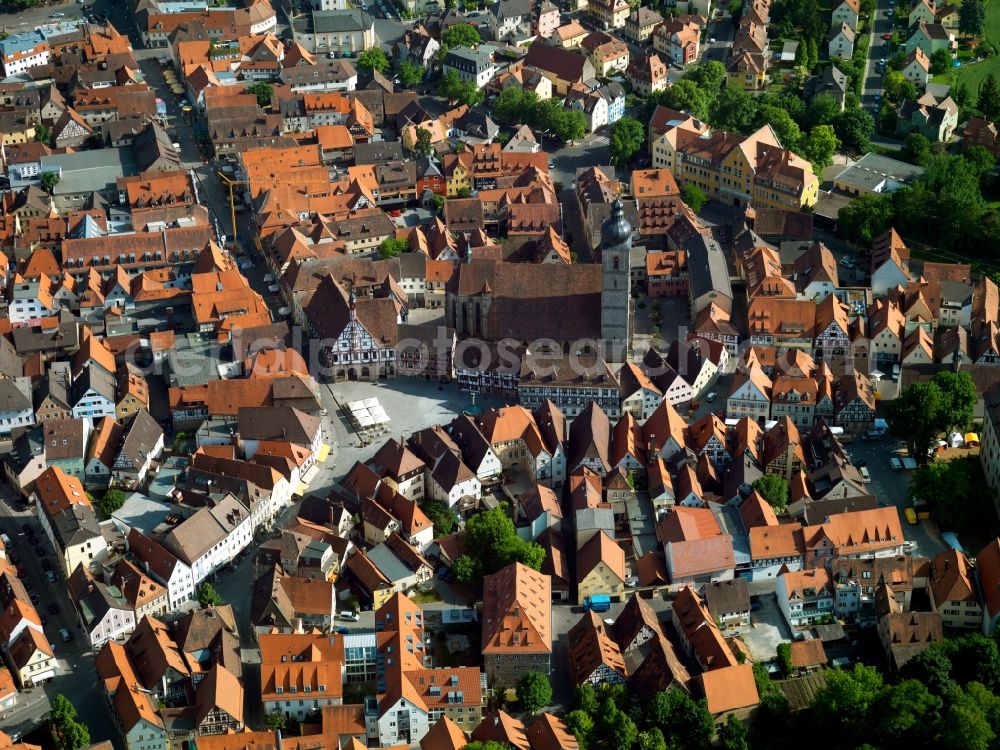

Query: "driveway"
(742, 593), (791, 662)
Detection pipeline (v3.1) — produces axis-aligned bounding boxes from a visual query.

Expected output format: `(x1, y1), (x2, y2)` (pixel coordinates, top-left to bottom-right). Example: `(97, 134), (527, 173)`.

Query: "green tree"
(682, 183), (708, 212)
(888, 380), (944, 461)
(564, 709), (594, 748)
(901, 645), (956, 695)
(884, 70), (917, 102)
(96, 489), (127, 518)
(776, 642), (795, 676)
(413, 126), (433, 157)
(397, 60), (425, 88)
(930, 48), (952, 75)
(379, 237), (408, 259)
(637, 728), (667, 750)
(802, 124), (840, 173)
(35, 123), (53, 147)
(452, 505), (544, 584)
(50, 695), (90, 750)
(810, 664), (885, 747)
(836, 192), (893, 245)
(954, 81), (972, 108)
(935, 684), (997, 750)
(752, 475), (789, 512)
(420, 500), (455, 537)
(909, 457), (986, 529)
(833, 108), (875, 151)
(684, 59), (726, 90)
(902, 131), (932, 165)
(441, 23), (481, 49)
(804, 93), (841, 129)
(516, 671), (552, 714)
(245, 81), (274, 107)
(197, 582), (223, 607)
(455, 80), (484, 107)
(806, 36), (819, 70)
(710, 85), (758, 133)
(357, 47), (389, 73)
(964, 145), (996, 188)
(572, 684), (599, 713)
(960, 0), (986, 37)
(978, 74), (1000, 120)
(654, 79), (711, 120)
(263, 713), (287, 731)
(648, 689), (715, 749)
(492, 86), (539, 127)
(464, 742), (509, 750)
(609, 116), (645, 165)
(875, 679), (943, 743)
(758, 104), (803, 150)
(932, 370), (977, 432)
(438, 69), (463, 101)
(717, 715), (749, 750)
(599, 700), (638, 750)
(889, 370), (977, 460)
(40, 172), (60, 194)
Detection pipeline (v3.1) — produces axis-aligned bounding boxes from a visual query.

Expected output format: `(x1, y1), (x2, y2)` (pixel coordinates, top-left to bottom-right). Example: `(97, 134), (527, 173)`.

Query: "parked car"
(859, 466), (871, 483)
(335, 626), (350, 635)
(890, 456), (904, 470)
(705, 392), (718, 403)
(46, 571), (57, 583)
(59, 628), (72, 643)
(338, 611), (360, 622)
(882, 32), (892, 40)
(15, 567), (26, 578)
(48, 604), (59, 615)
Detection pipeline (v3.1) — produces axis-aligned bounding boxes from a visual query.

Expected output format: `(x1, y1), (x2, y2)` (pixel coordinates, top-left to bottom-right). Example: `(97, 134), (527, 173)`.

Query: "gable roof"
(482, 562), (551, 655)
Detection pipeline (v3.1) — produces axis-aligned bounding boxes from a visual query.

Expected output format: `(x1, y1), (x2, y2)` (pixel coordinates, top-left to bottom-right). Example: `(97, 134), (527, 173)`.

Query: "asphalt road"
(861, 0), (895, 113)
(0, 489), (119, 748)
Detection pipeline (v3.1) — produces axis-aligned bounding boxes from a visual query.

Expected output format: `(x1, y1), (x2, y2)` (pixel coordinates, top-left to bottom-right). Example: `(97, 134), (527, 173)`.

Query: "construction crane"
(216, 171), (248, 249)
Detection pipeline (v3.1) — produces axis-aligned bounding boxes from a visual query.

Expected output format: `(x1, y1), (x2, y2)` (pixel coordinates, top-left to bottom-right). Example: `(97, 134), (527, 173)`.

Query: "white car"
(50, 12), (65, 17)
(338, 611), (360, 622)
(705, 392), (717, 403)
(264, 273), (276, 283)
(859, 466), (871, 483)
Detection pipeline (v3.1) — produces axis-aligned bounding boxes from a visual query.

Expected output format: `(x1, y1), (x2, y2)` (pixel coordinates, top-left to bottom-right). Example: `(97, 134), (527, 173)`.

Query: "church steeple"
(600, 196), (632, 363)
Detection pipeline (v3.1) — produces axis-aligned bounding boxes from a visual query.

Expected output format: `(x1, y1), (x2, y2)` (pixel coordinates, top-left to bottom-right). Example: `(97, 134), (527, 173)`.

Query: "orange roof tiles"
(482, 562), (552, 656)
(34, 466), (91, 518)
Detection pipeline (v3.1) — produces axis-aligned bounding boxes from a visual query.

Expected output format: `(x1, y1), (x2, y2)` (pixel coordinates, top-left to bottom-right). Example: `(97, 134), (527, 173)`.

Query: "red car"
(882, 32), (892, 40)
(389, 209), (402, 217)
(15, 567), (26, 579)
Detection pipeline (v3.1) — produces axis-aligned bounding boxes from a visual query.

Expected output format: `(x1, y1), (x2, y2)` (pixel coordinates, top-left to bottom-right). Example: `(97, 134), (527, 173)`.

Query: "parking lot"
(842, 435), (946, 558)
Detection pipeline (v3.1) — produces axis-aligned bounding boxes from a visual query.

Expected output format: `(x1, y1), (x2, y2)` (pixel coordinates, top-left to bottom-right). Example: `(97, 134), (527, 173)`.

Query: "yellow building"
(444, 153), (471, 197)
(0, 118), (36, 145)
(9, 628), (57, 687)
(725, 49), (768, 91)
(588, 0), (630, 29)
(115, 369), (149, 420)
(648, 107), (818, 209)
(576, 530), (626, 605)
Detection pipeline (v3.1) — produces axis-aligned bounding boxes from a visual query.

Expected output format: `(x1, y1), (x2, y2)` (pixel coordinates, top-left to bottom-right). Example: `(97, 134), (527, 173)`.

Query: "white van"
(338, 611), (360, 622)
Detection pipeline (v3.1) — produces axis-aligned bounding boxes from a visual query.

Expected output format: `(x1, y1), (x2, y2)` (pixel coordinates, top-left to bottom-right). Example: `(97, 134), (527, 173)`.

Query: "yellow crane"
(216, 171), (248, 249)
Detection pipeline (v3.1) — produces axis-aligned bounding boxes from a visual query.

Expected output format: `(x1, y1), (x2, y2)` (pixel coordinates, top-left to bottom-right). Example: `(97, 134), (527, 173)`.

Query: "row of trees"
(647, 61), (874, 168)
(837, 145), (997, 254)
(490, 86), (587, 144)
(563, 682), (747, 750)
(752, 635), (1000, 750)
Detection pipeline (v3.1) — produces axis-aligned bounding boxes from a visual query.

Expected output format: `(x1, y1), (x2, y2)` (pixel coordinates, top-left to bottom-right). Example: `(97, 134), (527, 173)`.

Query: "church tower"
(600, 197), (632, 362)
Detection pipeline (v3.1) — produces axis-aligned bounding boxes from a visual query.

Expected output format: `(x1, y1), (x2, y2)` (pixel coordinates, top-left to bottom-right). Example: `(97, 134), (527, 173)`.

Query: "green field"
(934, 0), (1000, 91)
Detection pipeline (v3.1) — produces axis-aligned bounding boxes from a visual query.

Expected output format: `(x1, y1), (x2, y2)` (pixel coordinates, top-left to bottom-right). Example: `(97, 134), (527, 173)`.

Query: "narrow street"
(0, 490), (119, 747)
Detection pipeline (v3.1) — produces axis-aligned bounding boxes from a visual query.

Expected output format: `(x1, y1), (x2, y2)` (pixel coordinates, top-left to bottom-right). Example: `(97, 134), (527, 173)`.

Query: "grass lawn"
(935, 0), (1000, 88)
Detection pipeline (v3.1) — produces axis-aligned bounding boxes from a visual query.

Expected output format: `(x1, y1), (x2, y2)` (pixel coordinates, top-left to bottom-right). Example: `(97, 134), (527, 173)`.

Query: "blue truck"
(583, 595), (611, 613)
